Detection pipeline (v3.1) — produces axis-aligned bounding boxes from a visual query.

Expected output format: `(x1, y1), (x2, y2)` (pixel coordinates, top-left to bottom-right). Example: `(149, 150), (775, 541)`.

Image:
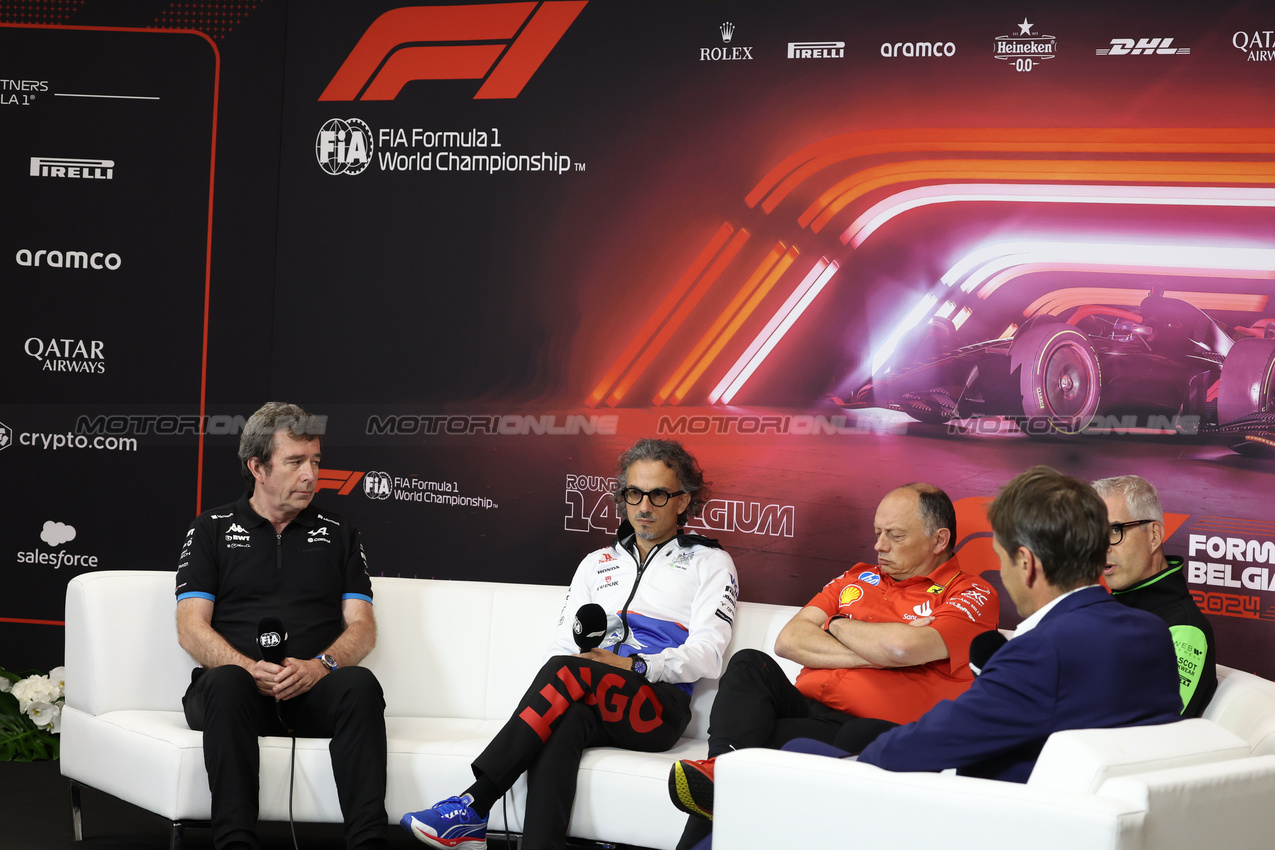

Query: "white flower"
(0, 677), (11, 693)
(26, 700), (61, 732)
(11, 675), (59, 713)
(47, 666), (66, 699)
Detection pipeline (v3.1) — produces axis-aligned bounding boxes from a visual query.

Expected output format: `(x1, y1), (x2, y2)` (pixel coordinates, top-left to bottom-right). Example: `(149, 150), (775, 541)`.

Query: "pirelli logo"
(320, 1), (588, 101)
(30, 157), (114, 179)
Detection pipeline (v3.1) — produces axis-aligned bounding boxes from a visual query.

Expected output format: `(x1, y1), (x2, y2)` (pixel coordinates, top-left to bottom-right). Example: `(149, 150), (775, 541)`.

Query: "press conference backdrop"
(4, 1), (1275, 678)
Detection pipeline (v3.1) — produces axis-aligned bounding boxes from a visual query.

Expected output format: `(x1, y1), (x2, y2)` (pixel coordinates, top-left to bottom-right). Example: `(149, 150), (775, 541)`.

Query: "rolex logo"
(720, 22), (734, 44)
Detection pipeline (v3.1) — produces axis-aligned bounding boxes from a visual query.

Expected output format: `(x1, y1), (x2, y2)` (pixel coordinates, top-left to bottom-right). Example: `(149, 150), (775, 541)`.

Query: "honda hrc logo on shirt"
(319, 2), (588, 101)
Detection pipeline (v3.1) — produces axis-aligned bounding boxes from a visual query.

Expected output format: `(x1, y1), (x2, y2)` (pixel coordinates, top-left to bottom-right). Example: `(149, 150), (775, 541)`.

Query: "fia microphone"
(257, 617), (288, 665)
(572, 604), (608, 651)
(969, 630), (1008, 676)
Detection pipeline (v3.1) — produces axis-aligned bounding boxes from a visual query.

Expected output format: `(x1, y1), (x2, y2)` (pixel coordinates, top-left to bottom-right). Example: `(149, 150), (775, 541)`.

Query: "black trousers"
(676, 649), (896, 850)
(183, 665), (388, 850)
(472, 655), (692, 850)
(706, 649), (896, 756)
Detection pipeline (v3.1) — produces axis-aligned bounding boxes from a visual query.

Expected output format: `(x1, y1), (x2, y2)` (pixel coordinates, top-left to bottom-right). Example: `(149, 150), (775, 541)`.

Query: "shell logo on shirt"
(839, 585), (864, 606)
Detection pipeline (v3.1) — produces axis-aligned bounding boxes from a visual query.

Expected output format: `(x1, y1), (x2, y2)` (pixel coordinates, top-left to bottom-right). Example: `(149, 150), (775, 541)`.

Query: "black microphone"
(969, 630), (1008, 676)
(573, 604), (608, 651)
(257, 617), (288, 665)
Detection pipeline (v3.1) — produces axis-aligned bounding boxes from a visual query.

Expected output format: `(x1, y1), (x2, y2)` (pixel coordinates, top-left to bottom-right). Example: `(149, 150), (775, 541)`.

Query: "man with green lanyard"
(1093, 475), (1217, 717)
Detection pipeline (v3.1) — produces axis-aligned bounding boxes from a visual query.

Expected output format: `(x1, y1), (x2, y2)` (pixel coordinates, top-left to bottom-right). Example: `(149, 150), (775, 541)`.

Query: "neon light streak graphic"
(843, 184), (1275, 247)
(587, 223), (734, 408)
(1024, 289), (1268, 318)
(710, 259), (839, 404)
(672, 245), (800, 405)
(746, 127), (1275, 214)
(605, 228), (750, 406)
(945, 243), (1275, 299)
(653, 242), (792, 406)
(803, 159), (1275, 233)
(869, 294), (939, 374)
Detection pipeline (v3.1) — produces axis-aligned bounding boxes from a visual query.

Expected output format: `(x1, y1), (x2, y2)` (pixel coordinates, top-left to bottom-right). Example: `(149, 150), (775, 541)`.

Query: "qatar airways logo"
(319, 2), (587, 101)
(1233, 29), (1275, 61)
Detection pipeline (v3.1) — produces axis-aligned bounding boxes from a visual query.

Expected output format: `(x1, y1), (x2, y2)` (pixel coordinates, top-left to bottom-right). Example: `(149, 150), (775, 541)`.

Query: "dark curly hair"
(613, 438), (710, 527)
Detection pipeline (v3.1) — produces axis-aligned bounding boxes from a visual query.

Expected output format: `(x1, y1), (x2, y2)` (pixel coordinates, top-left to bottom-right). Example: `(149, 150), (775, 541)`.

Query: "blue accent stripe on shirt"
(177, 591), (215, 602)
(342, 593), (373, 604)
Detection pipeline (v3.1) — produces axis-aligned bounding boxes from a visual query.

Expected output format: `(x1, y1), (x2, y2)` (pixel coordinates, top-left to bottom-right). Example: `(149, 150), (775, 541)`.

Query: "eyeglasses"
(619, 487), (686, 507)
(1109, 519), (1155, 545)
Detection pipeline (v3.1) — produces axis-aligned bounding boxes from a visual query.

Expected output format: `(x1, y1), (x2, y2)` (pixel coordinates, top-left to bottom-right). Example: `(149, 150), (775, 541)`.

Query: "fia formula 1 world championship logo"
(317, 118), (374, 175)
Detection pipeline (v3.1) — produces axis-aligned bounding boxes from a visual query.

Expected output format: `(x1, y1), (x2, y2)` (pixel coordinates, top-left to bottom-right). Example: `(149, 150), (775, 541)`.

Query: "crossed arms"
(774, 606), (949, 670)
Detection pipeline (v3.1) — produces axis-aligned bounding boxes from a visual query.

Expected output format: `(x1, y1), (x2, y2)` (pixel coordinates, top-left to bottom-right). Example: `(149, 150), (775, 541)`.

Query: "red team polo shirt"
(795, 555), (998, 724)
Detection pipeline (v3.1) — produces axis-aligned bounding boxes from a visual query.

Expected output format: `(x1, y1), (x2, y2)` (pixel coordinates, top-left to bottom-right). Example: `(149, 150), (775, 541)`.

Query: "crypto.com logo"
(319, 2), (588, 101)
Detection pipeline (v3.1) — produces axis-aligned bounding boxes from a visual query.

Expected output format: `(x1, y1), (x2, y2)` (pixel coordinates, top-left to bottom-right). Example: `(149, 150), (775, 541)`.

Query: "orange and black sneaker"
(669, 757), (716, 820)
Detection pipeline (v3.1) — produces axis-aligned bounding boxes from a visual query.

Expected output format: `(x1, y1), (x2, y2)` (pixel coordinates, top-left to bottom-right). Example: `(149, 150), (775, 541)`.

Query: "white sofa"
(61, 570), (1275, 850)
(714, 669), (1275, 850)
(60, 570), (802, 849)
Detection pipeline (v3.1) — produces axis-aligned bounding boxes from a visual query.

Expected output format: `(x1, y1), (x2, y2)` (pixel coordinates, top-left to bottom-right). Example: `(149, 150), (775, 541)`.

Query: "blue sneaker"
(400, 794), (488, 849)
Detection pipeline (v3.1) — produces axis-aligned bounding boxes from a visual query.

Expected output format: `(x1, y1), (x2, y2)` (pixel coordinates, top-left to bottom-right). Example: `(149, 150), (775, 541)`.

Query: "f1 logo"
(317, 469), (366, 496)
(320, 2), (588, 101)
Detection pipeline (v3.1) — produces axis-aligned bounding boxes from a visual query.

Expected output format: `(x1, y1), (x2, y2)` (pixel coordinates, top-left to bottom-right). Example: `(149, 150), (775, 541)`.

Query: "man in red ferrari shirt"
(669, 483), (998, 848)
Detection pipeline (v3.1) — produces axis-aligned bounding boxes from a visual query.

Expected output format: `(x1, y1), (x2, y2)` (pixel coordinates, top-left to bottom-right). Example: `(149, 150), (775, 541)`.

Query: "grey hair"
(1091, 475), (1164, 523)
(238, 402), (324, 485)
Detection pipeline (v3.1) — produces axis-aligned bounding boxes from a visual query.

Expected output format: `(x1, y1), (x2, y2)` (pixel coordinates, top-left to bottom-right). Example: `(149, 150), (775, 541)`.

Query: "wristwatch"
(630, 655), (648, 678)
(317, 653), (338, 673)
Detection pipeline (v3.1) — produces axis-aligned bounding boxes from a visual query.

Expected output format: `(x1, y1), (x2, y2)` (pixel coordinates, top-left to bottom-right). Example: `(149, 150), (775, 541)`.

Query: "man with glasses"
(1093, 475), (1217, 717)
(669, 483), (998, 848)
(851, 467), (1181, 781)
(402, 438), (738, 850)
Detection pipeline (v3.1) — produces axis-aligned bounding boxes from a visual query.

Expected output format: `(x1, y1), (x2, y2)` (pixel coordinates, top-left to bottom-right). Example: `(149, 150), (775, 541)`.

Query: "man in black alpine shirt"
(175, 402), (388, 850)
(1093, 474), (1217, 717)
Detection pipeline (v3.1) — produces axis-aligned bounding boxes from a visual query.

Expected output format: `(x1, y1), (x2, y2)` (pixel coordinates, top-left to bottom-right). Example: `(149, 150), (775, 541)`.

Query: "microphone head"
(969, 630), (1008, 676)
(257, 617), (288, 665)
(572, 603), (608, 651)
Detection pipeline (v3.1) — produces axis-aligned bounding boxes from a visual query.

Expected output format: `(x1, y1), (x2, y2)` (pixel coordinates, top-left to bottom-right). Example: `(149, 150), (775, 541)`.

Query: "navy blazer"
(858, 585), (1182, 783)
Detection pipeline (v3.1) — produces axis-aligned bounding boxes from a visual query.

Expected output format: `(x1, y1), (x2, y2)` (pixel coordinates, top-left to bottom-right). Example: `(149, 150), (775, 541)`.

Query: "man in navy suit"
(856, 465), (1181, 782)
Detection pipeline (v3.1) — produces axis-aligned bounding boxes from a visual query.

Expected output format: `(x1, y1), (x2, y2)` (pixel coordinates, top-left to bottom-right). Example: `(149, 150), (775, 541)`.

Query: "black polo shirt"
(176, 492), (373, 660)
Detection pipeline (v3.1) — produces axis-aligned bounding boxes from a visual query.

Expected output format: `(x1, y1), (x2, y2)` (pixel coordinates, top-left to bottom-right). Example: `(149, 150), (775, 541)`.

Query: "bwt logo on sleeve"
(320, 1), (588, 101)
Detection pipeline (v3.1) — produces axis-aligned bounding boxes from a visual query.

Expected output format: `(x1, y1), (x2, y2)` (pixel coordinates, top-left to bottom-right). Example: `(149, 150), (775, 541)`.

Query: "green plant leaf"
(0, 707), (58, 762)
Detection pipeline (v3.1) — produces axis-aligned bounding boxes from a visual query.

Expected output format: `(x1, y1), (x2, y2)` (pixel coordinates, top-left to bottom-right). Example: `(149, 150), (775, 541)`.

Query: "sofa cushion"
(1203, 665), (1275, 756)
(1027, 718), (1249, 793)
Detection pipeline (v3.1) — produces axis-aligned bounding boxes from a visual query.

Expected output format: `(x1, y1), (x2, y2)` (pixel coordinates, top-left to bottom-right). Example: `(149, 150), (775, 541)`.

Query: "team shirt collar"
(234, 491), (318, 530)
